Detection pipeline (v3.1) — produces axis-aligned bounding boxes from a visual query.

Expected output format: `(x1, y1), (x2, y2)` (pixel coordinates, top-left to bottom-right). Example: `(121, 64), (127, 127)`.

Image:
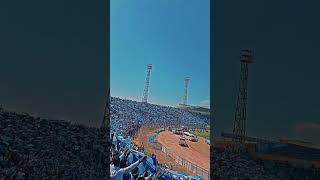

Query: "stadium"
(109, 1), (212, 178)
(212, 133), (320, 179)
(212, 50), (320, 179)
(110, 97), (210, 180)
(109, 63), (211, 180)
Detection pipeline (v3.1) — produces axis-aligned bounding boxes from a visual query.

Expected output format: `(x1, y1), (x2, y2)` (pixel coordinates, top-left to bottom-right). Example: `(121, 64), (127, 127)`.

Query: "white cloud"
(199, 99), (210, 108)
(122, 95), (141, 102)
(200, 99), (210, 105)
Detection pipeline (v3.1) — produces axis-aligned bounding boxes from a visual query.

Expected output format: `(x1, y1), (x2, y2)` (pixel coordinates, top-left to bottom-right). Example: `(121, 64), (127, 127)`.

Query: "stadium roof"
(280, 139), (320, 150)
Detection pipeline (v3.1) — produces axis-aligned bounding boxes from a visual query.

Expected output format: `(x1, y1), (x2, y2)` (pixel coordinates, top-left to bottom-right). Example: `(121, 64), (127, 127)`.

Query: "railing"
(147, 128), (210, 180)
(160, 143), (210, 180)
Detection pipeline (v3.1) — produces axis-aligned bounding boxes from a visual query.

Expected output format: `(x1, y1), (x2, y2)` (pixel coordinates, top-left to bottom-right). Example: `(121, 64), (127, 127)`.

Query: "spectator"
(110, 155), (147, 180)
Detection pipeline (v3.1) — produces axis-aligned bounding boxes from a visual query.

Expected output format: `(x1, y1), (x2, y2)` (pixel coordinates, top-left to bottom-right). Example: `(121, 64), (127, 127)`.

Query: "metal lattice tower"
(233, 49), (254, 143)
(142, 64), (152, 103)
(183, 77), (191, 105)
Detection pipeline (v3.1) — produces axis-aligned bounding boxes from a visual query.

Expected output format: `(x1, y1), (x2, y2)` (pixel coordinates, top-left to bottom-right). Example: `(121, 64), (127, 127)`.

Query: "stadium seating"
(110, 97), (209, 179)
(212, 146), (320, 179)
(111, 132), (203, 180)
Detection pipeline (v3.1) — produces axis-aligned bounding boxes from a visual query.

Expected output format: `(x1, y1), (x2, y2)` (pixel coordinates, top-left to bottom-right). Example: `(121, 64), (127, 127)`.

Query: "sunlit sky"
(111, 0), (210, 107)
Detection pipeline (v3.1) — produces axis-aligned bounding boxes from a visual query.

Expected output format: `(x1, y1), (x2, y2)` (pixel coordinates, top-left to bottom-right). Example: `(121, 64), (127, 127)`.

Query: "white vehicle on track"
(183, 132), (198, 142)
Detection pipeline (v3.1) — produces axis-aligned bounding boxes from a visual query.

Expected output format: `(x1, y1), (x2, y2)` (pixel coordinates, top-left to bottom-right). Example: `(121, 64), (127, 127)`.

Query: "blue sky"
(111, 0), (210, 107)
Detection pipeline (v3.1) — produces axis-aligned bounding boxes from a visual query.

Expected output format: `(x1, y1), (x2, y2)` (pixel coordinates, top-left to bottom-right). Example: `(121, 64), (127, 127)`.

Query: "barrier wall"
(112, 132), (201, 180)
(255, 142), (320, 161)
(148, 130), (209, 180)
(160, 144), (209, 180)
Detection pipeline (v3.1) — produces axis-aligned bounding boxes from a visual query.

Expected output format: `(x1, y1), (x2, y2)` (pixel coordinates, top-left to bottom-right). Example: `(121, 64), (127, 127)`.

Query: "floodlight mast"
(183, 77), (191, 105)
(233, 49), (254, 143)
(142, 64), (152, 103)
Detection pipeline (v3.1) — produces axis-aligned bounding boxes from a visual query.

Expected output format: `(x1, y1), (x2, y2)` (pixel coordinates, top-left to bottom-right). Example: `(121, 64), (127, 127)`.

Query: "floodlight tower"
(142, 64), (152, 103)
(183, 77), (191, 105)
(233, 49), (254, 143)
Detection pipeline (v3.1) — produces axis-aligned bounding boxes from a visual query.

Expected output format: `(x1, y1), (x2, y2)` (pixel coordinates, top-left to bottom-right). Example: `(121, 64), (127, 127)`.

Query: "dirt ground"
(133, 127), (196, 175)
(133, 128), (210, 174)
(156, 130), (210, 172)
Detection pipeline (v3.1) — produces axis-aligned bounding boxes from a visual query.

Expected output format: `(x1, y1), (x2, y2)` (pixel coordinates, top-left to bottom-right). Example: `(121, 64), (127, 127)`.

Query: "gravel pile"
(0, 108), (109, 179)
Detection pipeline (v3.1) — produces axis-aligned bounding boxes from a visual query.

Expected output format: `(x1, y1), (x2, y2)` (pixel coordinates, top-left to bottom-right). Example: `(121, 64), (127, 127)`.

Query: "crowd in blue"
(110, 132), (203, 180)
(110, 97), (210, 180)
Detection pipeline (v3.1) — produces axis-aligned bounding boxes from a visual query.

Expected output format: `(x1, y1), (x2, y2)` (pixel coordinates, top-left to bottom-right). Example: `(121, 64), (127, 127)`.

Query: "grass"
(189, 109), (210, 116)
(193, 128), (210, 140)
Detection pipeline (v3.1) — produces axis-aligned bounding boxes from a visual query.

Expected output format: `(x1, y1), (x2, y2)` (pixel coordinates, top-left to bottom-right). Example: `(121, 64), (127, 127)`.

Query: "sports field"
(193, 128), (210, 140)
(156, 130), (210, 172)
(134, 128), (196, 175)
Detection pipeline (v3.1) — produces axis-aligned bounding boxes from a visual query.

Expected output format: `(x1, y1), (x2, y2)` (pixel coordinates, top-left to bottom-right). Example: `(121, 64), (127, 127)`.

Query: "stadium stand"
(0, 108), (109, 179)
(110, 97), (210, 179)
(110, 97), (209, 137)
(111, 131), (203, 180)
(212, 145), (320, 179)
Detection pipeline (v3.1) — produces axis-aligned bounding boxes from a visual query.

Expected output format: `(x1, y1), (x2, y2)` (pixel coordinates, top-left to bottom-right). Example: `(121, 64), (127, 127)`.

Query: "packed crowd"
(0, 95), (209, 179)
(0, 108), (109, 179)
(110, 97), (209, 136)
(109, 97), (209, 179)
(110, 132), (164, 180)
(212, 147), (320, 180)
(110, 131), (201, 180)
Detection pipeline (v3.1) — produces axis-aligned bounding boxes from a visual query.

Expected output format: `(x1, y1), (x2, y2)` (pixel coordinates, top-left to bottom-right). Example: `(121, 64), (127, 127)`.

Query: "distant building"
(177, 104), (210, 115)
(177, 103), (192, 109)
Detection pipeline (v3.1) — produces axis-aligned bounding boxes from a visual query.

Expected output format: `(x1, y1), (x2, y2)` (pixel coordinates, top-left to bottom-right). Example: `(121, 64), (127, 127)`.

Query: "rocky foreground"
(0, 108), (109, 179)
